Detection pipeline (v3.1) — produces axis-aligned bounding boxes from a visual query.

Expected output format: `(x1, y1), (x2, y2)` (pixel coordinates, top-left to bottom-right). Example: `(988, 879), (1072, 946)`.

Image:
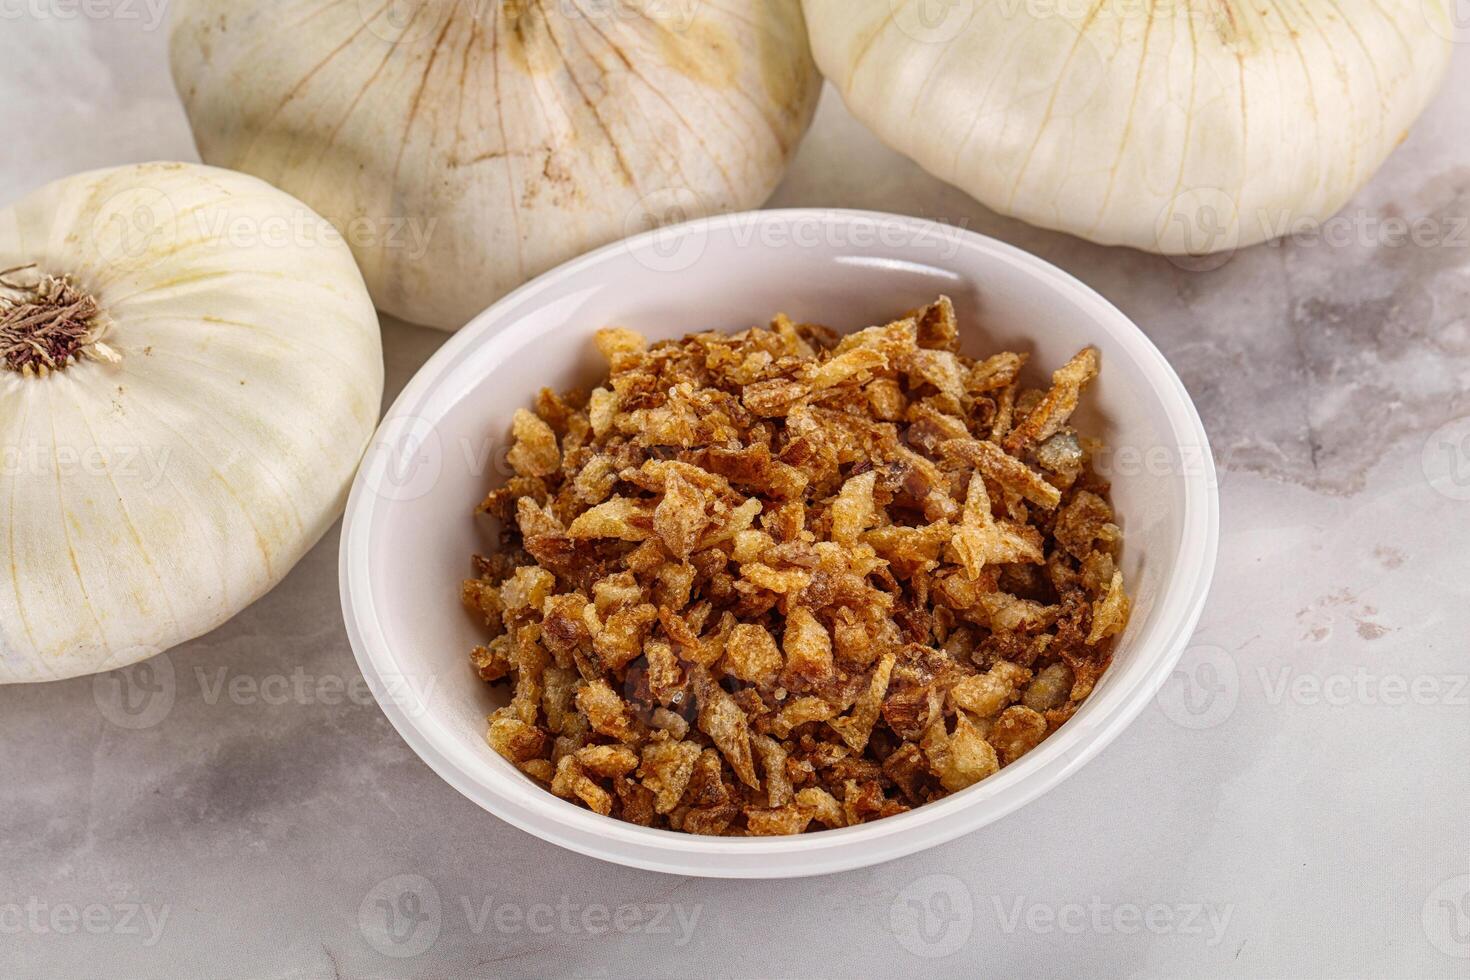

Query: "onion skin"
(169, 0), (822, 330)
(803, 0), (1454, 255)
(0, 163), (383, 683)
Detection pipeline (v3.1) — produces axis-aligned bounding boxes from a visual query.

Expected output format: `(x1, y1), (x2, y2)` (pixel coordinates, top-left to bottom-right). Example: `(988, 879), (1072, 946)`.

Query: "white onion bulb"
(803, 0), (1454, 255)
(0, 163), (384, 683)
(170, 0), (823, 329)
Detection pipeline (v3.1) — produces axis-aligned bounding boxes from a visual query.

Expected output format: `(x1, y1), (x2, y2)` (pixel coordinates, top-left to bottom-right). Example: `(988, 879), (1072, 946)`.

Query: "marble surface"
(4, 15), (1469, 980)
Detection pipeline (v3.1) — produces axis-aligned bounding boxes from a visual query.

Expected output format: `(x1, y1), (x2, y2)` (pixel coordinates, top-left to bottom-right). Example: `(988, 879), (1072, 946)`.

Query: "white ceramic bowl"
(340, 209), (1219, 878)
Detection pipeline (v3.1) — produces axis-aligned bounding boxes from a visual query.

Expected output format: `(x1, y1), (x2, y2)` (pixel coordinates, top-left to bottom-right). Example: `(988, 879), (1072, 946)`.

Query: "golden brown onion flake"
(465, 297), (1129, 834)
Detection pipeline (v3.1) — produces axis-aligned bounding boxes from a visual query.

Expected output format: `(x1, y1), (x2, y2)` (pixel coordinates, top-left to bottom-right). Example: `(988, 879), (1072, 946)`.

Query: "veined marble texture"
(1, 16), (1467, 980)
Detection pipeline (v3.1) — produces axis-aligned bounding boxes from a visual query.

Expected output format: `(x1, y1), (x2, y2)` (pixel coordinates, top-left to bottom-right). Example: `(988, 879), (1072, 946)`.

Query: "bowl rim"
(340, 207), (1220, 878)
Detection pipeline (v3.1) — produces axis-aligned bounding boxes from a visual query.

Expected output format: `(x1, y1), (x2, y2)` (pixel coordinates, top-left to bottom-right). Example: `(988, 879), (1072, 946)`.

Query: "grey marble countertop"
(4, 15), (1469, 980)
